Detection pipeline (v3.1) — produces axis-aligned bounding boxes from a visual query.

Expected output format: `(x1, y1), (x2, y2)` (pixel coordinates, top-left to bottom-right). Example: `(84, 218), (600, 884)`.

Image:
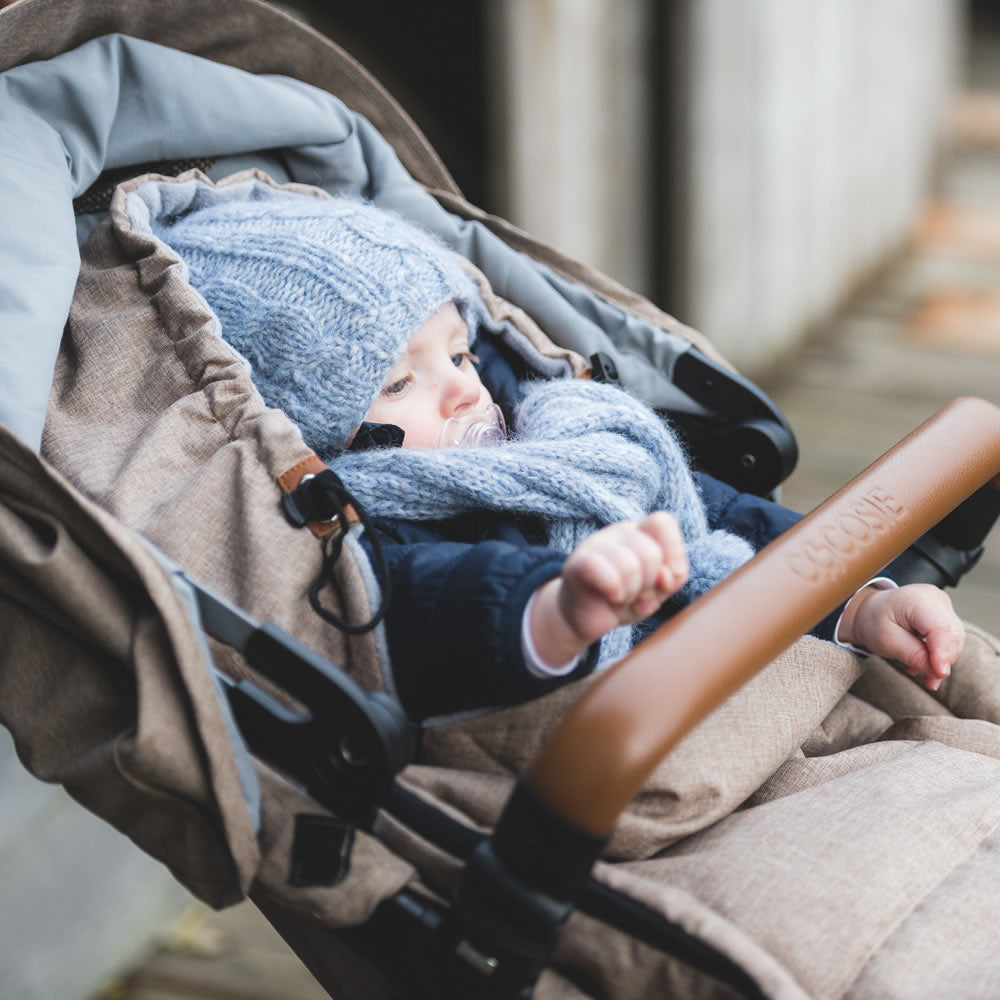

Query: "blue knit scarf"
(332, 377), (753, 667)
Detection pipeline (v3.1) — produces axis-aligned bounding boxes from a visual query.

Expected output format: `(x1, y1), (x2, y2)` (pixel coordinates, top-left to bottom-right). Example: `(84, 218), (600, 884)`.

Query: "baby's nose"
(444, 369), (482, 413)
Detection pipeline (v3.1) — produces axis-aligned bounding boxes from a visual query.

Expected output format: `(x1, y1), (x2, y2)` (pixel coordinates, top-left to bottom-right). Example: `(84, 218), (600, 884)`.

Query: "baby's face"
(365, 302), (494, 449)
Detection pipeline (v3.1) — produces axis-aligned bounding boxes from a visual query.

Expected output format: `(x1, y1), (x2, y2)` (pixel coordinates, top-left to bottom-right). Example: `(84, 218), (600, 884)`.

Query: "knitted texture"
(153, 188), (484, 455)
(334, 378), (754, 667)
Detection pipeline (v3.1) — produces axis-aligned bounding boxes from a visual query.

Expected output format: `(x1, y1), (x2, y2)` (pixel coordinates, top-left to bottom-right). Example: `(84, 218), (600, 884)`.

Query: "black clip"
(589, 352), (621, 386)
(282, 469), (346, 528)
(349, 421), (405, 452)
(280, 467), (393, 635)
(289, 814), (355, 887)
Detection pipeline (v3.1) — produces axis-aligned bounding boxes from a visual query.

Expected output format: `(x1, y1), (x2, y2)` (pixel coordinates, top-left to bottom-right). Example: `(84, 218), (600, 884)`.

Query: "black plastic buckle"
(281, 469), (346, 528)
(589, 352), (621, 385)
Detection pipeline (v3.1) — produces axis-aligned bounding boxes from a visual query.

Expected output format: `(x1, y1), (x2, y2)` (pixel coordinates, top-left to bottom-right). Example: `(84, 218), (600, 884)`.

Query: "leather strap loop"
(279, 457), (359, 538)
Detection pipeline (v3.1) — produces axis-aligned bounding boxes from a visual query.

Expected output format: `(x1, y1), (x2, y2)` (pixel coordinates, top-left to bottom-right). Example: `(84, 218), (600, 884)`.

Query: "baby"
(362, 298), (963, 686)
(154, 181), (964, 718)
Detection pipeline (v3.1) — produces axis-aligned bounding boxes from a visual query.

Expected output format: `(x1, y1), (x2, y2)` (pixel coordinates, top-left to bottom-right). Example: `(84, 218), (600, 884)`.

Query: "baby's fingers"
(917, 619), (965, 685)
(639, 512), (689, 595)
(893, 629), (962, 692)
(870, 625), (934, 684)
(900, 588), (965, 686)
(569, 547), (638, 605)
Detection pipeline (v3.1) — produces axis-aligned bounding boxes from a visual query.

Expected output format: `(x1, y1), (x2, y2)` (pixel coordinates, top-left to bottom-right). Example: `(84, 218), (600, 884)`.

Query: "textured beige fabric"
(0, 430), (259, 907)
(414, 635), (865, 858)
(634, 737), (1000, 998)
(378, 630), (1000, 998)
(0, 424), (418, 925)
(46, 170), (386, 695)
(848, 823), (1000, 998)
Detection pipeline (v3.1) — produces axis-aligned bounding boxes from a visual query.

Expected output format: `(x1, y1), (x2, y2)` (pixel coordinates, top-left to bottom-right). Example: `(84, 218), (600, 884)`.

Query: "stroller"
(4, 1), (1000, 997)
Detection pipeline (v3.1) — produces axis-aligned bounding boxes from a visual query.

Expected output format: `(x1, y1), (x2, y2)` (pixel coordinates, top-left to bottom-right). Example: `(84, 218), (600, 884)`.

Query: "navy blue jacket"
(353, 337), (845, 721)
(365, 471), (831, 720)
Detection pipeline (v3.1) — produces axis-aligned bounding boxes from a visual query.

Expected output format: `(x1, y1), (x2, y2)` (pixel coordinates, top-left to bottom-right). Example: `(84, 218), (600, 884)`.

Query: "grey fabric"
(0, 27), (718, 452)
(0, 33), (359, 449)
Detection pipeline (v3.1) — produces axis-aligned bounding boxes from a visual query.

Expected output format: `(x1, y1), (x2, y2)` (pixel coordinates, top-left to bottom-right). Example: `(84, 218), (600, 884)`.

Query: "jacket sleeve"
(361, 527), (597, 720)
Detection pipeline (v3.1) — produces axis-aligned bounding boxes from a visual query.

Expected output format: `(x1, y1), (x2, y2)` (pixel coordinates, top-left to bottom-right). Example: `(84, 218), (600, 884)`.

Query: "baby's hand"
(559, 512), (690, 640)
(530, 513), (689, 667)
(838, 583), (965, 691)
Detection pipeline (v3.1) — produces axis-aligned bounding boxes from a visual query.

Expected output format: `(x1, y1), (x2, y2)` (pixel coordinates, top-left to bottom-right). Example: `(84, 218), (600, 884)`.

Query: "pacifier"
(438, 404), (507, 449)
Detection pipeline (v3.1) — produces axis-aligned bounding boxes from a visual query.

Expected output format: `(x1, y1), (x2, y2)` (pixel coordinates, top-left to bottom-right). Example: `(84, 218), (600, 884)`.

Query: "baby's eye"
(381, 374), (413, 398)
(451, 351), (480, 369)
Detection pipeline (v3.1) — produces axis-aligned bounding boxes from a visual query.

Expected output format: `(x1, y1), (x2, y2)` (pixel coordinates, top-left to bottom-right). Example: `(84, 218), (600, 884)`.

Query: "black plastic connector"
(886, 483), (1000, 589)
(671, 346), (799, 497)
(220, 623), (415, 826)
(444, 782), (610, 996)
(589, 351), (622, 385)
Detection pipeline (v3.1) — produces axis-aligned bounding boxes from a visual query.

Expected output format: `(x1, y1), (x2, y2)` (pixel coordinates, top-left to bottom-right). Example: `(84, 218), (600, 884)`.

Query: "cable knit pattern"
(152, 188), (486, 455)
(334, 378), (754, 668)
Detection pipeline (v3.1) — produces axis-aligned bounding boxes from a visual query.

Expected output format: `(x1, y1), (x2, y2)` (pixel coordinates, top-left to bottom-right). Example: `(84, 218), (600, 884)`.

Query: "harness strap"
(280, 465), (392, 635)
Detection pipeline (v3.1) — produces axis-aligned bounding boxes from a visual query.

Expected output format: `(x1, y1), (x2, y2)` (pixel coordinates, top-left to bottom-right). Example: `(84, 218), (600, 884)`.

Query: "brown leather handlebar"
(526, 396), (1000, 835)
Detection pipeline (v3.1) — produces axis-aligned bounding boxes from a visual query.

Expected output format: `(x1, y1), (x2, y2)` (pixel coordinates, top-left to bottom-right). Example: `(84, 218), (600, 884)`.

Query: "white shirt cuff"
(521, 591), (581, 678)
(833, 576), (898, 656)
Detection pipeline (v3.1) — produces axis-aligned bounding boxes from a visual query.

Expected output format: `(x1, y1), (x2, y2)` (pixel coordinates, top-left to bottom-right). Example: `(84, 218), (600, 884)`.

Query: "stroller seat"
(4, 3), (1000, 998)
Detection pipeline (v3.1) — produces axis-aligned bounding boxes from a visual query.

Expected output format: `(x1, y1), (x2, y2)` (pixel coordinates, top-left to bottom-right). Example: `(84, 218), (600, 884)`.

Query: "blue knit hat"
(153, 186), (484, 454)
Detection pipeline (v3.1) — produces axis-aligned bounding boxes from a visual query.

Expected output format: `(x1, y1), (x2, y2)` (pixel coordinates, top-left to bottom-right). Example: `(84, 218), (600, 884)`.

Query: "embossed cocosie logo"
(786, 487), (905, 583)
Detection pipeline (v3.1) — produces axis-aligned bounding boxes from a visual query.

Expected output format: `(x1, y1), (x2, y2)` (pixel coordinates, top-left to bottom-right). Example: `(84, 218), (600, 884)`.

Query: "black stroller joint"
(191, 575), (414, 828)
